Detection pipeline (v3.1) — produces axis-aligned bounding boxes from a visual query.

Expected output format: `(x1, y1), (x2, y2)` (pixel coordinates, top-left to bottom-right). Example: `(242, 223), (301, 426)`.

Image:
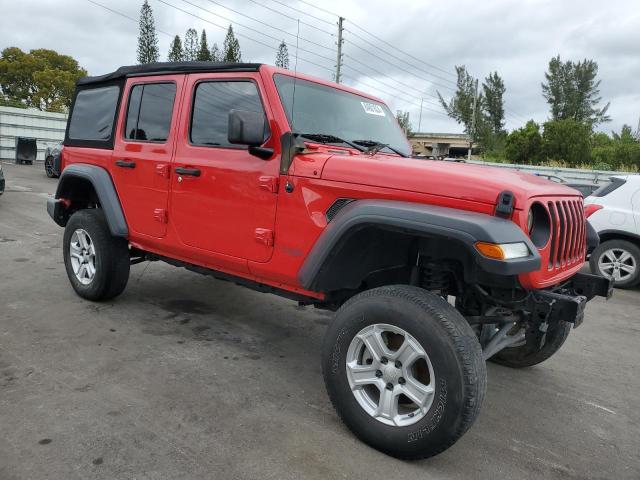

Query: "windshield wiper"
(352, 139), (409, 157)
(296, 133), (366, 152)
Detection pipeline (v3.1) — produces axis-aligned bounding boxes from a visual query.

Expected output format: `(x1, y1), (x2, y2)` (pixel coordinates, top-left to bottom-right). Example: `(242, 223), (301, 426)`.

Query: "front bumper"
(528, 272), (613, 328)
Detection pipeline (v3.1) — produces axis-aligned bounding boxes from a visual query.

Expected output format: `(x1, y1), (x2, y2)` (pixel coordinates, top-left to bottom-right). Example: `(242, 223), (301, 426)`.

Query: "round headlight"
(527, 209), (534, 233)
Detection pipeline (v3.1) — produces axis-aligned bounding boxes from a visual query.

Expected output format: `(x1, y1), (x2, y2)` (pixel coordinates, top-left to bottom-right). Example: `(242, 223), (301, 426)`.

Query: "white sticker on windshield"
(361, 102), (386, 116)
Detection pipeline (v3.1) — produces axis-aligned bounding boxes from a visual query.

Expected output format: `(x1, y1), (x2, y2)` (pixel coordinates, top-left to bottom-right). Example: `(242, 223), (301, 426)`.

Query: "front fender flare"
(298, 200), (541, 291)
(47, 163), (128, 237)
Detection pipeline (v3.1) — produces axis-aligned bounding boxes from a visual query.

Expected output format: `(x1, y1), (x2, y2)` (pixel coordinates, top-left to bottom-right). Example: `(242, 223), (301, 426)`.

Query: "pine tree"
(196, 30), (212, 61)
(167, 35), (183, 62)
(482, 71), (506, 134)
(542, 55), (610, 127)
(275, 40), (289, 69)
(222, 25), (242, 62)
(210, 42), (221, 62)
(137, 0), (159, 64)
(183, 28), (199, 61)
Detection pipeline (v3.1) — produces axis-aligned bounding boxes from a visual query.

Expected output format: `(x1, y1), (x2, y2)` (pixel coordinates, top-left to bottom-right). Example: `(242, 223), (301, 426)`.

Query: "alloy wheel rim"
(598, 248), (636, 282)
(69, 229), (96, 285)
(345, 323), (436, 427)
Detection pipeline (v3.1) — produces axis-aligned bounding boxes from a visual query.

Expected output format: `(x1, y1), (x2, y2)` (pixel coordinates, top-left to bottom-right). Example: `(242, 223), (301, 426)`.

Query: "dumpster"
(15, 137), (37, 165)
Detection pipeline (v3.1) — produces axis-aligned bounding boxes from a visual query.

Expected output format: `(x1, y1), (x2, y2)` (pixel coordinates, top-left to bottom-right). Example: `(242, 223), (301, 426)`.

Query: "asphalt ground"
(1, 161), (639, 479)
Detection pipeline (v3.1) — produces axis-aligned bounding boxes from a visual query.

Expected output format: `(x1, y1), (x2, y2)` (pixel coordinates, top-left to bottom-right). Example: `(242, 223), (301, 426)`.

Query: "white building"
(0, 106), (67, 162)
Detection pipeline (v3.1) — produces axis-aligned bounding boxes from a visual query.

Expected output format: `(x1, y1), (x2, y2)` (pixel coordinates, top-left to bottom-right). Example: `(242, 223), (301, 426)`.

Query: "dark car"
(44, 142), (63, 178)
(0, 162), (5, 195)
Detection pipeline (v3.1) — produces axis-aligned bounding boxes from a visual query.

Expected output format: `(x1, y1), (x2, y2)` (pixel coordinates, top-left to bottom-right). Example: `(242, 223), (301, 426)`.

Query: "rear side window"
(68, 86), (120, 142)
(591, 177), (626, 197)
(125, 83), (176, 142)
(190, 81), (266, 147)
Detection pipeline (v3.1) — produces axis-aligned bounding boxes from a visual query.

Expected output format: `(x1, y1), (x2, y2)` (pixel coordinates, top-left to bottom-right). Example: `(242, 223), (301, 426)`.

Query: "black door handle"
(175, 167), (201, 177)
(115, 160), (136, 169)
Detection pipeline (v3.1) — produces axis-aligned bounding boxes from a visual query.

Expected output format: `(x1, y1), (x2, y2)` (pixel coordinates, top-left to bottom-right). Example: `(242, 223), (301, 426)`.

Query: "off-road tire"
(491, 319), (571, 368)
(589, 239), (640, 289)
(321, 285), (486, 460)
(63, 209), (130, 301)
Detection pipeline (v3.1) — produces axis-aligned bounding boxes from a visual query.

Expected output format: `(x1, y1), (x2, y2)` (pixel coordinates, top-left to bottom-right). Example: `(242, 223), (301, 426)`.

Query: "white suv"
(585, 175), (640, 288)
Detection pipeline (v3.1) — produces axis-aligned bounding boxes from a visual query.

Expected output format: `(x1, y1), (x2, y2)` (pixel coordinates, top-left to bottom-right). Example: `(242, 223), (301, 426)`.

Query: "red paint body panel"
(61, 64), (586, 297)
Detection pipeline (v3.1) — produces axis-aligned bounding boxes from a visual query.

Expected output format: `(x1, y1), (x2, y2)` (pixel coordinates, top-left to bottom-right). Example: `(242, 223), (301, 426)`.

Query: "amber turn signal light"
(475, 242), (530, 260)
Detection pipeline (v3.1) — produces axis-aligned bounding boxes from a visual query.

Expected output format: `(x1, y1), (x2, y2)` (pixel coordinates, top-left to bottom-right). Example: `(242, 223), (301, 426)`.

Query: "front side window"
(273, 74), (411, 156)
(68, 85), (120, 141)
(190, 81), (266, 147)
(125, 83), (176, 142)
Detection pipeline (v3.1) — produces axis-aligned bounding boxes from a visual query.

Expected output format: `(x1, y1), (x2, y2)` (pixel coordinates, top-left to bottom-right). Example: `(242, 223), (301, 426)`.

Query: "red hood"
(320, 155), (580, 209)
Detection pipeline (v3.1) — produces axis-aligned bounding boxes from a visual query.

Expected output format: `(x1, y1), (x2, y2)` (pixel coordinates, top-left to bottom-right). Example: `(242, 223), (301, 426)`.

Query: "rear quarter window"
(591, 177), (626, 197)
(66, 85), (121, 147)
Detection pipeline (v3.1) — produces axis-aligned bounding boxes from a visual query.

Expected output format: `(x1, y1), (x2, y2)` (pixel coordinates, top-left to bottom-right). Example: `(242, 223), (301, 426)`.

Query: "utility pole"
(468, 79), (478, 161)
(335, 17), (344, 83)
(418, 98), (424, 133)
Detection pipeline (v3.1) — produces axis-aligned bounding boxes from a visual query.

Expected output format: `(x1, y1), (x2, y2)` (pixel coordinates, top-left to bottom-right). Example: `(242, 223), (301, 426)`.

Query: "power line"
(344, 28), (457, 88)
(293, 0), (457, 80)
(169, 0), (336, 64)
(199, 0), (335, 52)
(85, 0), (173, 37)
(245, 0), (335, 36)
(260, 0), (334, 26)
(155, 0), (336, 71)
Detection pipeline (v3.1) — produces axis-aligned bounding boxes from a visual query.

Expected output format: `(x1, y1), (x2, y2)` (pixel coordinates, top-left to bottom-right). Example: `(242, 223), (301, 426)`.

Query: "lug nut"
(398, 377), (406, 385)
(395, 360), (402, 368)
(380, 357), (388, 365)
(386, 382), (393, 390)
(375, 370), (382, 378)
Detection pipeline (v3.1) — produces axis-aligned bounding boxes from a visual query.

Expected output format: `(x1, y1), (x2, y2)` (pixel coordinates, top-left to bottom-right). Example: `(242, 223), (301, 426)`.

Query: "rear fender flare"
(49, 163), (128, 237)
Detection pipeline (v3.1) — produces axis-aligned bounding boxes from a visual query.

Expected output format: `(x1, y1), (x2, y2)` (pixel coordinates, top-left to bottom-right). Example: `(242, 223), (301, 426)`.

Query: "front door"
(112, 75), (184, 238)
(170, 73), (280, 263)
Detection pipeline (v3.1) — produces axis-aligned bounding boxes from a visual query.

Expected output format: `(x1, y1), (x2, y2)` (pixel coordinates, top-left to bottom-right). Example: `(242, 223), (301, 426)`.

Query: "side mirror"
(228, 109), (266, 147)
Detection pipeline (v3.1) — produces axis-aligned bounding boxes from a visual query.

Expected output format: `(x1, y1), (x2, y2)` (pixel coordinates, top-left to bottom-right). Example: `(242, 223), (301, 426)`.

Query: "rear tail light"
(584, 204), (603, 218)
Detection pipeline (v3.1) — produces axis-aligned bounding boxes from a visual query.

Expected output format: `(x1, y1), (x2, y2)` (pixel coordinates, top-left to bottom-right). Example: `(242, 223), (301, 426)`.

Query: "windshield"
(273, 74), (411, 156)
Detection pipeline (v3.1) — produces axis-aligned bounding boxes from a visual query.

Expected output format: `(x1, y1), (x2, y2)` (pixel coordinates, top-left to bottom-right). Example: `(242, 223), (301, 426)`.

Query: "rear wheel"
(63, 209), (130, 301)
(322, 285), (486, 459)
(589, 239), (640, 288)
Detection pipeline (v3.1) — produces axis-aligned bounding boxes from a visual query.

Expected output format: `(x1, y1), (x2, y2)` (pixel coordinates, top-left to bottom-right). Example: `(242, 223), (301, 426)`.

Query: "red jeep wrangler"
(47, 62), (611, 459)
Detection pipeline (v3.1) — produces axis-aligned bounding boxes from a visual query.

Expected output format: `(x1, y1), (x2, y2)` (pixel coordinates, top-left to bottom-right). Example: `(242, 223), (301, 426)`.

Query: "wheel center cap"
(382, 364), (401, 383)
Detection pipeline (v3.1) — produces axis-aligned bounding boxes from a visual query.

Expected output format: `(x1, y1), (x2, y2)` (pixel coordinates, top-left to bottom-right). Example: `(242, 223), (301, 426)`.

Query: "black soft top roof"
(77, 61), (263, 86)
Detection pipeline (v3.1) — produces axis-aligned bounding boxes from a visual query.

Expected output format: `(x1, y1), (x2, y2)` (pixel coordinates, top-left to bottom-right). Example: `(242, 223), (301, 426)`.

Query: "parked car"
(585, 175), (640, 288)
(0, 162), (5, 195)
(44, 142), (63, 178)
(47, 62), (611, 460)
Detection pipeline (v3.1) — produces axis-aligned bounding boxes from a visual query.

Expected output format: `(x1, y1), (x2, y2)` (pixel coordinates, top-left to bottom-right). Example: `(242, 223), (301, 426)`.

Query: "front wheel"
(44, 156), (58, 178)
(63, 209), (130, 301)
(322, 285), (486, 459)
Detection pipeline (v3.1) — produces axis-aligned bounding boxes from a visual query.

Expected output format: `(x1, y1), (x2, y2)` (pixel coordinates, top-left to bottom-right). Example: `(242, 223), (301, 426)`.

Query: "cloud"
(2, 0), (637, 134)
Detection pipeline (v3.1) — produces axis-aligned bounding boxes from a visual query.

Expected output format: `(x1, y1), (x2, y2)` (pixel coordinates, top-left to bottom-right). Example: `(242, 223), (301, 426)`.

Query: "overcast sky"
(2, 0), (638, 134)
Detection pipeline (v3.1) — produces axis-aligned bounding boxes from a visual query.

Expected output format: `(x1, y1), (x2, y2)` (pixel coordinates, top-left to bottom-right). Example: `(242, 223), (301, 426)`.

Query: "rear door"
(170, 72), (280, 262)
(112, 75), (184, 238)
(632, 185), (640, 233)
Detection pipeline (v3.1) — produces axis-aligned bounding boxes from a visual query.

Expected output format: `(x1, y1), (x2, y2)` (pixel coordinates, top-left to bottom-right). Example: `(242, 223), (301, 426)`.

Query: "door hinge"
(259, 175), (279, 193)
(255, 228), (274, 246)
(154, 208), (168, 223)
(156, 163), (170, 178)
